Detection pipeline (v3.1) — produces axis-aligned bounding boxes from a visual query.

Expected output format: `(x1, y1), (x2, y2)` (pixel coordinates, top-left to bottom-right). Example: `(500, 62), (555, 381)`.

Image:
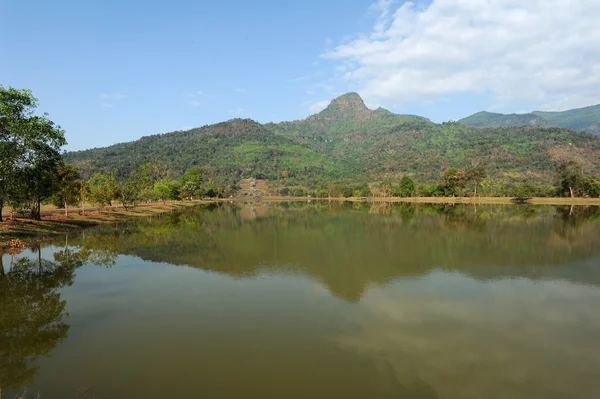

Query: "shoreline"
(225, 196), (600, 206)
(0, 201), (205, 251)
(2, 196), (599, 251)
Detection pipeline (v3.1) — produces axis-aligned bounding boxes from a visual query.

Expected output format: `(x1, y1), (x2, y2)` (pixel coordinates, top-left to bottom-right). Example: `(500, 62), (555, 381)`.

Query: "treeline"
(2, 85), (600, 224)
(277, 164), (600, 199)
(0, 86), (234, 222)
(80, 162), (238, 210)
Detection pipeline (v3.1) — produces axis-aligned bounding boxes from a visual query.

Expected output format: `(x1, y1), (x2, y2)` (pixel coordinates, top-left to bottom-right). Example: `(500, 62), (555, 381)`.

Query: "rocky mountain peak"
(326, 92), (368, 112)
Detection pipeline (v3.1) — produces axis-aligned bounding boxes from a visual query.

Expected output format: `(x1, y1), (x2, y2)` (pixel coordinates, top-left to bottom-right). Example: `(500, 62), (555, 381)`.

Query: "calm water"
(2, 202), (600, 399)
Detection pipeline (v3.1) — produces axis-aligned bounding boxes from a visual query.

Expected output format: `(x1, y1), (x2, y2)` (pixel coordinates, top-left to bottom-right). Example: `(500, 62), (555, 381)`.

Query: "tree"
(398, 176), (416, 197)
(555, 161), (585, 198)
(442, 167), (468, 197)
(79, 182), (90, 215)
(152, 180), (171, 203)
(584, 178), (600, 198)
(53, 163), (82, 216)
(0, 86), (66, 221)
(180, 166), (203, 199)
(88, 172), (120, 207)
(466, 165), (487, 196)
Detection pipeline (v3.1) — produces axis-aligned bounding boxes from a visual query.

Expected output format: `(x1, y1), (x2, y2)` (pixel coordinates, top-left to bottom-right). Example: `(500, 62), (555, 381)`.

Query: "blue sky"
(2, 0), (598, 150)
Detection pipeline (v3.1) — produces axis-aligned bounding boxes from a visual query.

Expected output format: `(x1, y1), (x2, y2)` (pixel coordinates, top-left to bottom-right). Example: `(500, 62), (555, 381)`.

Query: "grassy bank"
(0, 201), (203, 251)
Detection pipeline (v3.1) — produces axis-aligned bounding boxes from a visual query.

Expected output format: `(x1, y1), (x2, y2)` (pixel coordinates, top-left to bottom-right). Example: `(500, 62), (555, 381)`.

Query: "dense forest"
(2, 86), (600, 222)
(459, 103), (600, 136)
(64, 92), (600, 197)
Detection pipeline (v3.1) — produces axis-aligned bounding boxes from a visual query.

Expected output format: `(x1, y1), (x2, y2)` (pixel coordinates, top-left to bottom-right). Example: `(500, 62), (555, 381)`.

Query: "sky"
(2, 0), (599, 151)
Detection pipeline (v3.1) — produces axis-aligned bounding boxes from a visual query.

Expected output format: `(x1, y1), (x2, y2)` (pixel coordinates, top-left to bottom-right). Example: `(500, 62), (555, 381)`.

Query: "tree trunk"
(569, 186), (575, 198)
(65, 201), (68, 216)
(82, 200), (85, 215)
(34, 197), (42, 220)
(474, 185), (478, 197)
(0, 199), (3, 223)
(0, 254), (5, 276)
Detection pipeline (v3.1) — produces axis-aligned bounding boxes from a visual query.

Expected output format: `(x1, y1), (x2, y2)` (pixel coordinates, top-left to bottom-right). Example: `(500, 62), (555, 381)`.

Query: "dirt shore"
(0, 201), (204, 250)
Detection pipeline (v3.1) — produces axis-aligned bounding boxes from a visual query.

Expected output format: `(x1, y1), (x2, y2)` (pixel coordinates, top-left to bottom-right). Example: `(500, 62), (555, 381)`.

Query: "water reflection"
(1, 202), (599, 398)
(336, 271), (600, 399)
(0, 246), (73, 397)
(55, 202), (600, 300)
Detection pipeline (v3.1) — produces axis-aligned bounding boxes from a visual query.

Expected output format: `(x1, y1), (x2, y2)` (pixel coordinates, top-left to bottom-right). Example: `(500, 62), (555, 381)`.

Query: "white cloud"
(99, 92), (127, 100)
(324, 0), (600, 111)
(100, 102), (114, 108)
(190, 100), (201, 107)
(307, 100), (330, 113)
(234, 87), (247, 93)
(335, 272), (600, 398)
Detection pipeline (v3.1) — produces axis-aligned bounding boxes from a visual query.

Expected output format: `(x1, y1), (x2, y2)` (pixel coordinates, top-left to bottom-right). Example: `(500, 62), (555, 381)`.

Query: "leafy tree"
(555, 160), (585, 198)
(53, 163), (82, 216)
(292, 187), (306, 197)
(0, 86), (66, 220)
(152, 180), (171, 203)
(398, 176), (416, 197)
(88, 172), (120, 207)
(442, 167), (468, 197)
(180, 166), (204, 199)
(79, 182), (90, 214)
(120, 179), (140, 208)
(466, 165), (487, 196)
(353, 186), (372, 197)
(167, 180), (182, 200)
(584, 178), (600, 197)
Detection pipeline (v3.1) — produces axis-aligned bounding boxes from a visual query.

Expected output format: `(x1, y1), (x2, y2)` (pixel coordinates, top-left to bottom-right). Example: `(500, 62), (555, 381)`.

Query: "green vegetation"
(1, 86), (67, 221)
(64, 93), (600, 196)
(460, 104), (600, 136)
(2, 85), (600, 222)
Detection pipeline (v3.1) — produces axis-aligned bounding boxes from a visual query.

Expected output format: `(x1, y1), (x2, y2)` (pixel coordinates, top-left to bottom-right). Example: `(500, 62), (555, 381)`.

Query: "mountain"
(64, 93), (600, 186)
(65, 119), (339, 182)
(459, 104), (600, 135)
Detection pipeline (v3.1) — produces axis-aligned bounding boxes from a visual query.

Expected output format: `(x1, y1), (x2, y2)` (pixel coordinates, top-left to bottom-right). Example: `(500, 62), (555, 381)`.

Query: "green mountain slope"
(65, 119), (340, 181)
(460, 105), (600, 136)
(64, 93), (600, 185)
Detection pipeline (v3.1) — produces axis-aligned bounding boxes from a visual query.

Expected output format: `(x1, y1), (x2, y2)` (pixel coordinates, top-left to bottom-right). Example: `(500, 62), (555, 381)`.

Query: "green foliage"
(88, 172), (120, 206)
(442, 167), (468, 196)
(584, 178), (600, 198)
(152, 180), (171, 202)
(460, 104), (600, 136)
(52, 163), (82, 213)
(61, 93), (600, 195)
(0, 85), (67, 220)
(396, 176), (416, 197)
(180, 166), (204, 199)
(465, 165), (487, 195)
(555, 160), (586, 198)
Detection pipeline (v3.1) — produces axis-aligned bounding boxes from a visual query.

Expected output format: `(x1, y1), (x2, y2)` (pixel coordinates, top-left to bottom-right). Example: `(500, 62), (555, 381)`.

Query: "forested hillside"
(460, 104), (600, 136)
(64, 93), (600, 189)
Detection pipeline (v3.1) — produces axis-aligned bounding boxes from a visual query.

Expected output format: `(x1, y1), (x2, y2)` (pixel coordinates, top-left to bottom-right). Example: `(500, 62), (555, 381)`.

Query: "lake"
(2, 202), (600, 399)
